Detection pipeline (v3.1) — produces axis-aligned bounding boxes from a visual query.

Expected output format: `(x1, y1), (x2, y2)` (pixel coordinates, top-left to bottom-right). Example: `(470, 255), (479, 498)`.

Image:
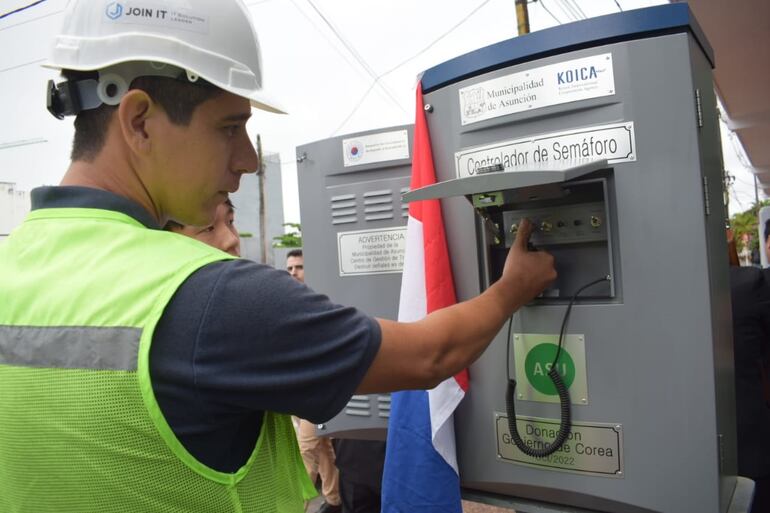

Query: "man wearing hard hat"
(0, 1), (555, 512)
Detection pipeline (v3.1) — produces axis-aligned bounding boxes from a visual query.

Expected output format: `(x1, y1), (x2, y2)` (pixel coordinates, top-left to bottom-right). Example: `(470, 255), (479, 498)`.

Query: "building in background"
(0, 182), (30, 242)
(230, 152), (285, 265)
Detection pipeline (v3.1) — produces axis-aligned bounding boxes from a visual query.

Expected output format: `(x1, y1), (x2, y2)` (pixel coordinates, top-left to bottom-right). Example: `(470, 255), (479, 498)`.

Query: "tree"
(730, 199), (770, 256)
(272, 222), (302, 248)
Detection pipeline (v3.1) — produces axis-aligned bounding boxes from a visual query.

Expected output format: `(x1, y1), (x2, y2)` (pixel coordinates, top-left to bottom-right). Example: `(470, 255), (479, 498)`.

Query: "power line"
(331, 0), (494, 135)
(727, 144), (760, 203)
(718, 104), (765, 204)
(564, 0), (587, 19)
(283, 0), (402, 136)
(733, 173), (757, 189)
(0, 3), (63, 33)
(303, 0), (406, 115)
(0, 58), (46, 74)
(613, 0), (624, 12)
(378, 0), (494, 78)
(730, 184), (746, 211)
(0, 0), (47, 20)
(537, 0), (563, 24)
(563, 0), (584, 20)
(0, 138), (47, 150)
(285, 0), (365, 82)
(719, 105), (755, 171)
(728, 132), (753, 170)
(330, 82), (377, 136)
(553, 0), (579, 21)
(733, 180), (760, 200)
(548, 0), (572, 21)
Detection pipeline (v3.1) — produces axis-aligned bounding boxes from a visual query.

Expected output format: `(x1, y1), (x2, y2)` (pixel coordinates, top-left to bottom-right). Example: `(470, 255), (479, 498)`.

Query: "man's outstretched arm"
(357, 219), (556, 394)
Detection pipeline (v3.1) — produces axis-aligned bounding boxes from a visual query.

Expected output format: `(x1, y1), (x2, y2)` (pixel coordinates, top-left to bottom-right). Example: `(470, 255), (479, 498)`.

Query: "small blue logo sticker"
(105, 2), (124, 20)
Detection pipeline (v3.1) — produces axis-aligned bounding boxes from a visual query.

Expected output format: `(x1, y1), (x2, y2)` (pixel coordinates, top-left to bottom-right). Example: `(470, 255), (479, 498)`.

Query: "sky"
(0, 0), (760, 224)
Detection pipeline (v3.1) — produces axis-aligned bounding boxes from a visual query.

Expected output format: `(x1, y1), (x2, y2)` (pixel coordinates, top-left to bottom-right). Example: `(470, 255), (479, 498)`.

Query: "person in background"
(333, 438), (386, 513)
(764, 220), (770, 267)
(286, 249), (342, 513)
(286, 248), (306, 283)
(729, 222), (770, 513)
(166, 199), (240, 257)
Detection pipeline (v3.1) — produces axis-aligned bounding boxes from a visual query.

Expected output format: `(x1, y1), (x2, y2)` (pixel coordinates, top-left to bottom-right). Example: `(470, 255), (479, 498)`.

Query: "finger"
(513, 218), (533, 250)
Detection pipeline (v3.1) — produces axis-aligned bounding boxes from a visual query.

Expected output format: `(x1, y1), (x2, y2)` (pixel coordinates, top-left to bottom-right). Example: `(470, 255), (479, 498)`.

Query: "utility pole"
(516, 0), (530, 35)
(723, 173), (732, 221)
(256, 134), (268, 264)
(754, 173), (760, 207)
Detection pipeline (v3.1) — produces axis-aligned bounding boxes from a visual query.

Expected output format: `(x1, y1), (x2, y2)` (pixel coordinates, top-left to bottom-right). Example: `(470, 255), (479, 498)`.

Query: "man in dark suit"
(730, 224), (770, 512)
(333, 439), (385, 513)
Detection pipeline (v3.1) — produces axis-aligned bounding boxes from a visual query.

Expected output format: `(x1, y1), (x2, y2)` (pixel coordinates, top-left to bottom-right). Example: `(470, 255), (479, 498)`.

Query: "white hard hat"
(45, 0), (284, 116)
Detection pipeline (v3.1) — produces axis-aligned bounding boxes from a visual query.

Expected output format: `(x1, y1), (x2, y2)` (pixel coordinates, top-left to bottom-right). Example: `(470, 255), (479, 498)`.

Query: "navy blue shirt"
(31, 186), (382, 473)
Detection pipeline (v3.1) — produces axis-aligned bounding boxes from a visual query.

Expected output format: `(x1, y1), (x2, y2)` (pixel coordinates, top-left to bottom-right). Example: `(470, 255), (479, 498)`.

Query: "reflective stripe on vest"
(0, 326), (139, 370)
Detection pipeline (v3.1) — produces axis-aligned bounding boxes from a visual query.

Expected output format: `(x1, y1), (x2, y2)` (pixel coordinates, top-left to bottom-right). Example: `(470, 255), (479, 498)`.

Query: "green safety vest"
(0, 206), (315, 512)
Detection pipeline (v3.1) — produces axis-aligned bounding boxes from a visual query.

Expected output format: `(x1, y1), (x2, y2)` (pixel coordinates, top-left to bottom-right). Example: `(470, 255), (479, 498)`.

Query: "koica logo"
(557, 65), (600, 85)
(105, 2), (123, 19)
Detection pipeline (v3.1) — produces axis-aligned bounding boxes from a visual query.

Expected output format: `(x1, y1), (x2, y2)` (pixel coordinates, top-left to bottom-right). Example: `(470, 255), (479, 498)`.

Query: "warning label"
(337, 227), (406, 276)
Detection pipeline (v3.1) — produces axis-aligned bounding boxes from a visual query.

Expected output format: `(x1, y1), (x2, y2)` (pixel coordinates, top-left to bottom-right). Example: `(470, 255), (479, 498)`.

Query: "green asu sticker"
(513, 333), (588, 405)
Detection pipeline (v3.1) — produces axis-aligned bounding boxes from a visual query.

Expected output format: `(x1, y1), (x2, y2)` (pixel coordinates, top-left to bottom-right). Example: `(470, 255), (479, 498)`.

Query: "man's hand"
(493, 218), (557, 313)
(359, 219), (556, 394)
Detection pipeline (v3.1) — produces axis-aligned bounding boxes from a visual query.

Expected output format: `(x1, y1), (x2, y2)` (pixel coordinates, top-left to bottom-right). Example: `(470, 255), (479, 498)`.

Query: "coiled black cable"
(505, 275), (610, 458)
(506, 367), (571, 458)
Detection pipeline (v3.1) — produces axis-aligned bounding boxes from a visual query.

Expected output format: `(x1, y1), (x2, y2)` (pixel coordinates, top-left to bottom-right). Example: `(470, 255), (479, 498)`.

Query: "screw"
(580, 398), (587, 404)
(424, 103), (433, 112)
(518, 394), (523, 399)
(616, 471), (623, 476)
